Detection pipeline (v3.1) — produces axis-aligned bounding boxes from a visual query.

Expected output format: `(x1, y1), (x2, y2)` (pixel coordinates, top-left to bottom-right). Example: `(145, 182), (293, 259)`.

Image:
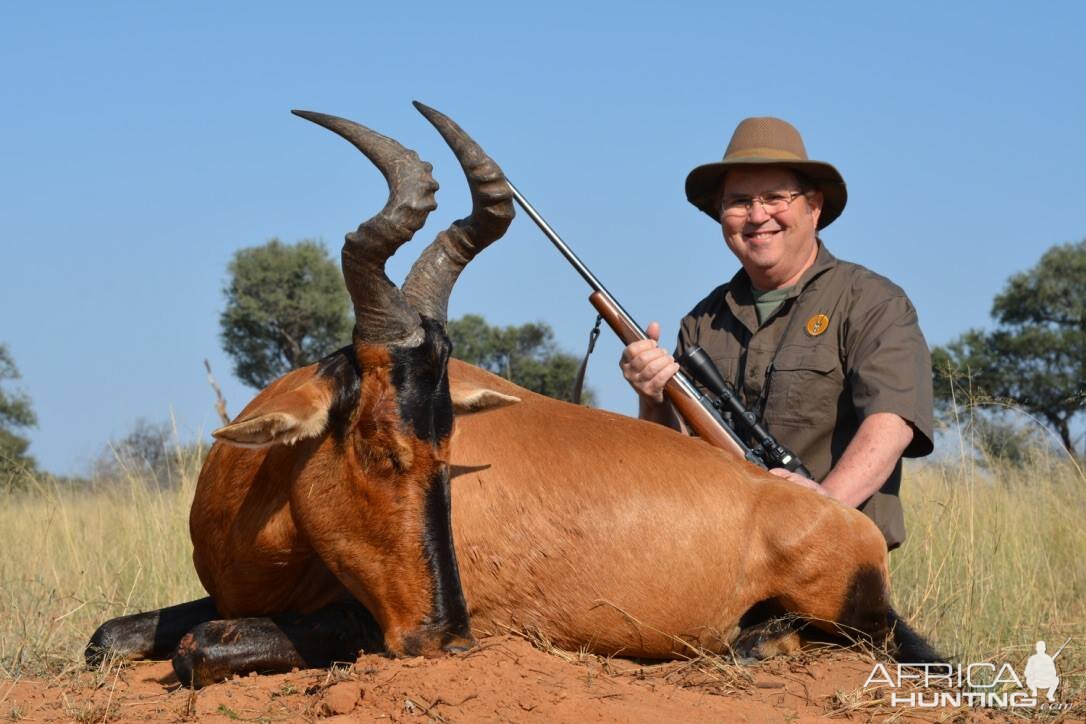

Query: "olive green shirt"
(676, 243), (934, 549)
(751, 285), (795, 326)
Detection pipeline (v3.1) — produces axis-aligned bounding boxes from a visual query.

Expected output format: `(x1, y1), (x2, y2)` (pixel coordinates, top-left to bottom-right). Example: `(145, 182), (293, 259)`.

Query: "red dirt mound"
(2, 636), (1025, 721)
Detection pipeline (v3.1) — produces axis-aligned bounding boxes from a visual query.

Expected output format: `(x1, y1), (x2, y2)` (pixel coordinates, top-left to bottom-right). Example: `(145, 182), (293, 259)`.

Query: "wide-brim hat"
(685, 116), (847, 230)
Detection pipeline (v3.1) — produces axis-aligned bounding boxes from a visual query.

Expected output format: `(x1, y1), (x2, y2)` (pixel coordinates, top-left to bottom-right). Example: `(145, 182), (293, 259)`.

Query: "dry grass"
(0, 444), (206, 677)
(890, 448), (1086, 689)
(1, 427), (1084, 716)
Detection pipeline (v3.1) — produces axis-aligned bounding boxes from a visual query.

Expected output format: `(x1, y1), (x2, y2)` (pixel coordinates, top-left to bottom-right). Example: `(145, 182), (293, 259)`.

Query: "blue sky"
(2, 1), (1084, 474)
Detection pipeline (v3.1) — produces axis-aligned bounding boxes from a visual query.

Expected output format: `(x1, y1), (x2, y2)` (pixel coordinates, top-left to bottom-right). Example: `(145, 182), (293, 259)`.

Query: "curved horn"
(292, 110), (438, 346)
(401, 101), (514, 324)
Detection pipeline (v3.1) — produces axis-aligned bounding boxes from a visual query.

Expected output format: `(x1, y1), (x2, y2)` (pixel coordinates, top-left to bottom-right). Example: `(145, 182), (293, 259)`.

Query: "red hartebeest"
(88, 104), (938, 688)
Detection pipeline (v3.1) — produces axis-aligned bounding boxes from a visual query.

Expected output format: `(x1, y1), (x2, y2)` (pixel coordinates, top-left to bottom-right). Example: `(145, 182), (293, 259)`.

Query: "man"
(620, 116), (933, 549)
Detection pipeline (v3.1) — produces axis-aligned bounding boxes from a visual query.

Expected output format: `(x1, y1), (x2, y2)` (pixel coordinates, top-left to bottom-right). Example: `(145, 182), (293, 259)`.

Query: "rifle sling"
(570, 314), (603, 404)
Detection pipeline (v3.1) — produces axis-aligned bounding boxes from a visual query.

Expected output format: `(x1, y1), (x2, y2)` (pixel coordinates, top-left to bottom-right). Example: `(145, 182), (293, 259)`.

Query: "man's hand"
(771, 413), (913, 507)
(769, 468), (827, 495)
(619, 321), (680, 403)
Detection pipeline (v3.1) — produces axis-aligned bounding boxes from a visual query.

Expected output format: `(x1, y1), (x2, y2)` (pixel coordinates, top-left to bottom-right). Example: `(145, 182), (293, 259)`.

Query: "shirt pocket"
(767, 346), (842, 424)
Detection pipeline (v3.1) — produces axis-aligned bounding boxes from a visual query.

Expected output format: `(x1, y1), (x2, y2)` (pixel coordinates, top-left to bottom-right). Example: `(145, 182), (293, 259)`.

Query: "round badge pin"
(806, 314), (830, 337)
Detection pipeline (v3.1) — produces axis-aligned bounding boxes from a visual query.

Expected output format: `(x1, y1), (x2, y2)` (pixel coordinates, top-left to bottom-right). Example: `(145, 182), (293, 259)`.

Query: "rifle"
(507, 180), (811, 477)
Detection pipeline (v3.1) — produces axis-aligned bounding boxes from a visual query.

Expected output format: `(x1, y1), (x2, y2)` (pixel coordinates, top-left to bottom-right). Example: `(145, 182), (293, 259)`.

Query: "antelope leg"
(86, 597), (220, 665)
(172, 598), (383, 688)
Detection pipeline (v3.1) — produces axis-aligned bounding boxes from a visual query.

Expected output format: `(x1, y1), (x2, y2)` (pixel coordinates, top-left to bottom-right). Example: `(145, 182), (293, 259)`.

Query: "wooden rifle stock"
(506, 179), (757, 465)
(589, 292), (748, 460)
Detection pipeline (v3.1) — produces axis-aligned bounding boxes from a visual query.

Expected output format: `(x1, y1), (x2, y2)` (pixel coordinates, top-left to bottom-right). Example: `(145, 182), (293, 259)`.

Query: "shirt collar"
(724, 240), (838, 330)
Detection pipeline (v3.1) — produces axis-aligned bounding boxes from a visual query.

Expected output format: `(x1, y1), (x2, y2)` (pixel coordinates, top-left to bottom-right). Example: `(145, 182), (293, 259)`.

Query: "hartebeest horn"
(401, 102), (514, 324)
(291, 109), (438, 346)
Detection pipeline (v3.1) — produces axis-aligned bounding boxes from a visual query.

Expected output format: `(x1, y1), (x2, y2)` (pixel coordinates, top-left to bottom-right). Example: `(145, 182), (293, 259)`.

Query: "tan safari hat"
(684, 116), (847, 230)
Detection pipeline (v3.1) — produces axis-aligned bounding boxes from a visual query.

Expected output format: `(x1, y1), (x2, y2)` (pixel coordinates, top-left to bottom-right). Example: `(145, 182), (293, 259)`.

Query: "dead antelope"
(88, 104), (939, 688)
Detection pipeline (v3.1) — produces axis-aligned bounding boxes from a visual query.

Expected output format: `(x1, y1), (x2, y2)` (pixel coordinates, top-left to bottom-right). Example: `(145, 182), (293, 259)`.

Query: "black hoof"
(85, 621), (122, 667)
(86, 598), (220, 667)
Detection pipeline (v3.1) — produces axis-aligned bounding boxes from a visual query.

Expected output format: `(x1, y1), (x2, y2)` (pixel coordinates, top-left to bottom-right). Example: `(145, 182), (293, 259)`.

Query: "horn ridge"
(293, 109), (437, 346)
(402, 102), (515, 323)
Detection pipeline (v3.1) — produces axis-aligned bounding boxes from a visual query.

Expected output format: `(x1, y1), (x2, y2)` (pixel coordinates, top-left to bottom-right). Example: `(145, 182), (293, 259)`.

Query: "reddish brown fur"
(193, 354), (891, 660)
(446, 360), (889, 656)
(191, 345), (457, 656)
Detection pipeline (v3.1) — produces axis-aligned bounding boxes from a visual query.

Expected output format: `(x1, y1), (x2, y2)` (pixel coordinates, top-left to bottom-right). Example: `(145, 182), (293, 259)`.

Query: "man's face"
(718, 167), (823, 290)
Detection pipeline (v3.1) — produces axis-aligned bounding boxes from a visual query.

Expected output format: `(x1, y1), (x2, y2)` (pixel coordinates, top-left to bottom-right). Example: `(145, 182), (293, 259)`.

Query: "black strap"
(571, 314), (602, 404)
(751, 294), (805, 422)
(752, 272), (836, 423)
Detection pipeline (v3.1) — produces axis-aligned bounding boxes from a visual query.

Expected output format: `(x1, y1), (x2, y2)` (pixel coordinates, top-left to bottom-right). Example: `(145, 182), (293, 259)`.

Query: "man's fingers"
(620, 345), (678, 399)
(649, 361), (680, 391)
(639, 352), (676, 380)
(630, 359), (679, 402)
(621, 337), (660, 362)
(621, 321), (665, 362)
(769, 468), (824, 494)
(622, 347), (673, 382)
(619, 320), (673, 400)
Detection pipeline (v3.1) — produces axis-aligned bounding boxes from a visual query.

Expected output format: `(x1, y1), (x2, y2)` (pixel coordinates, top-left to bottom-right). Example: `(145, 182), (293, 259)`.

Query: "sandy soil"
(0, 636), (1049, 722)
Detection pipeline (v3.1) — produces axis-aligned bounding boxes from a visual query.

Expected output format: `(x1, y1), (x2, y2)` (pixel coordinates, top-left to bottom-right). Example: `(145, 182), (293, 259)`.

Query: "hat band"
(725, 147), (806, 161)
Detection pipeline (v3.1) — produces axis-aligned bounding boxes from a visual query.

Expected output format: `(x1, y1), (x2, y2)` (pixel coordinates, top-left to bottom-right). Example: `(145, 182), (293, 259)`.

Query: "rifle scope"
(682, 346), (813, 479)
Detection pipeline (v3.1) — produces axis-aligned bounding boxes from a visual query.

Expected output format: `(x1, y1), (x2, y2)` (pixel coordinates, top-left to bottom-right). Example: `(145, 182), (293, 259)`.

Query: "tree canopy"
(932, 239), (1086, 457)
(220, 239), (353, 389)
(219, 239), (593, 403)
(448, 314), (594, 405)
(0, 343), (37, 484)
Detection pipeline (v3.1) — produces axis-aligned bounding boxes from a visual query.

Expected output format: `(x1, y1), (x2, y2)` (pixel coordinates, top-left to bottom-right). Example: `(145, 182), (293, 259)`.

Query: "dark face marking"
(389, 318), (453, 444)
(316, 346), (362, 442)
(320, 319), (452, 447)
(324, 318), (468, 652)
(420, 467), (472, 642)
(390, 319), (470, 646)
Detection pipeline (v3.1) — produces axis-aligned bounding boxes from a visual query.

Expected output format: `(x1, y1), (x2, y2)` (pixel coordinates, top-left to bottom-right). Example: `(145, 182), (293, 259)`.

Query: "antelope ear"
(213, 378), (334, 448)
(450, 380), (521, 415)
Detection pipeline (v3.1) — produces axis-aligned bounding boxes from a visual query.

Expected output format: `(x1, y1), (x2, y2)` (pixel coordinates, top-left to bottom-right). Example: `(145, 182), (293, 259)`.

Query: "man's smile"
(743, 229), (781, 242)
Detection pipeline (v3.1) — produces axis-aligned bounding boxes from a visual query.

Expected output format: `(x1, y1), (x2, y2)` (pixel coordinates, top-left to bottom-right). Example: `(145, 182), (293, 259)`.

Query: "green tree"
(448, 314), (595, 404)
(932, 240), (1086, 457)
(221, 239), (352, 389)
(0, 343), (37, 483)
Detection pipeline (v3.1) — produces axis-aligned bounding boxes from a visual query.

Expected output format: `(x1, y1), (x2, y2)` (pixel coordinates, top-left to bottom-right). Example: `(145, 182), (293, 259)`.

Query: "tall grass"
(0, 445), (205, 677)
(1, 432), (1084, 689)
(890, 446), (1086, 685)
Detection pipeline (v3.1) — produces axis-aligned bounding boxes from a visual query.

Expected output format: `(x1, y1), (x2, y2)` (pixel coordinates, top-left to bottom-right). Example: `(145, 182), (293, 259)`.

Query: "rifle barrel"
(507, 182), (604, 288)
(507, 180), (754, 462)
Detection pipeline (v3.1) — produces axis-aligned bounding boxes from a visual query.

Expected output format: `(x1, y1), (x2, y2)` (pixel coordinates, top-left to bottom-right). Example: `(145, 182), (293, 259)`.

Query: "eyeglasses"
(720, 190), (807, 218)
